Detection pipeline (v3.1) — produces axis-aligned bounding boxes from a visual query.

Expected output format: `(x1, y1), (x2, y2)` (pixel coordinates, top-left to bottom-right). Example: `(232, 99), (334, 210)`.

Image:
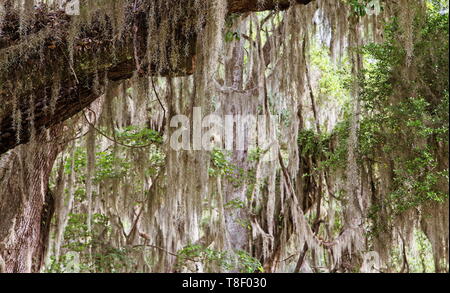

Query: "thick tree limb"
(0, 0), (313, 155)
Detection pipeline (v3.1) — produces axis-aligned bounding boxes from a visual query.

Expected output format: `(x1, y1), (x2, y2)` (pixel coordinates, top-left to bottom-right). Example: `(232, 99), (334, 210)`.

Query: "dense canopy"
(0, 0), (448, 273)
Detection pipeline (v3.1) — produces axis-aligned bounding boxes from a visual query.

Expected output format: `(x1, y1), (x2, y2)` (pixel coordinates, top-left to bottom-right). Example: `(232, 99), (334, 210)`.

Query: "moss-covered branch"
(0, 0), (313, 155)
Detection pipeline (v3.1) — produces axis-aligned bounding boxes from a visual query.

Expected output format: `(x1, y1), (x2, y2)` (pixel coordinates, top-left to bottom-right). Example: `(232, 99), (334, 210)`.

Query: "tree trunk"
(0, 126), (63, 273)
(221, 37), (251, 254)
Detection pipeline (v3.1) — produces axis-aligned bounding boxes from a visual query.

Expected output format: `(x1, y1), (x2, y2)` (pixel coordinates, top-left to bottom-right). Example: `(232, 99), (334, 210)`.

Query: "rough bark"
(0, 126), (63, 273)
(222, 37), (251, 254)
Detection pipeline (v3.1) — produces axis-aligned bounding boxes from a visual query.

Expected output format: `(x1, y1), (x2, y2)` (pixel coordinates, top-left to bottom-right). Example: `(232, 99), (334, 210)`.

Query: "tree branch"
(0, 0), (314, 155)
